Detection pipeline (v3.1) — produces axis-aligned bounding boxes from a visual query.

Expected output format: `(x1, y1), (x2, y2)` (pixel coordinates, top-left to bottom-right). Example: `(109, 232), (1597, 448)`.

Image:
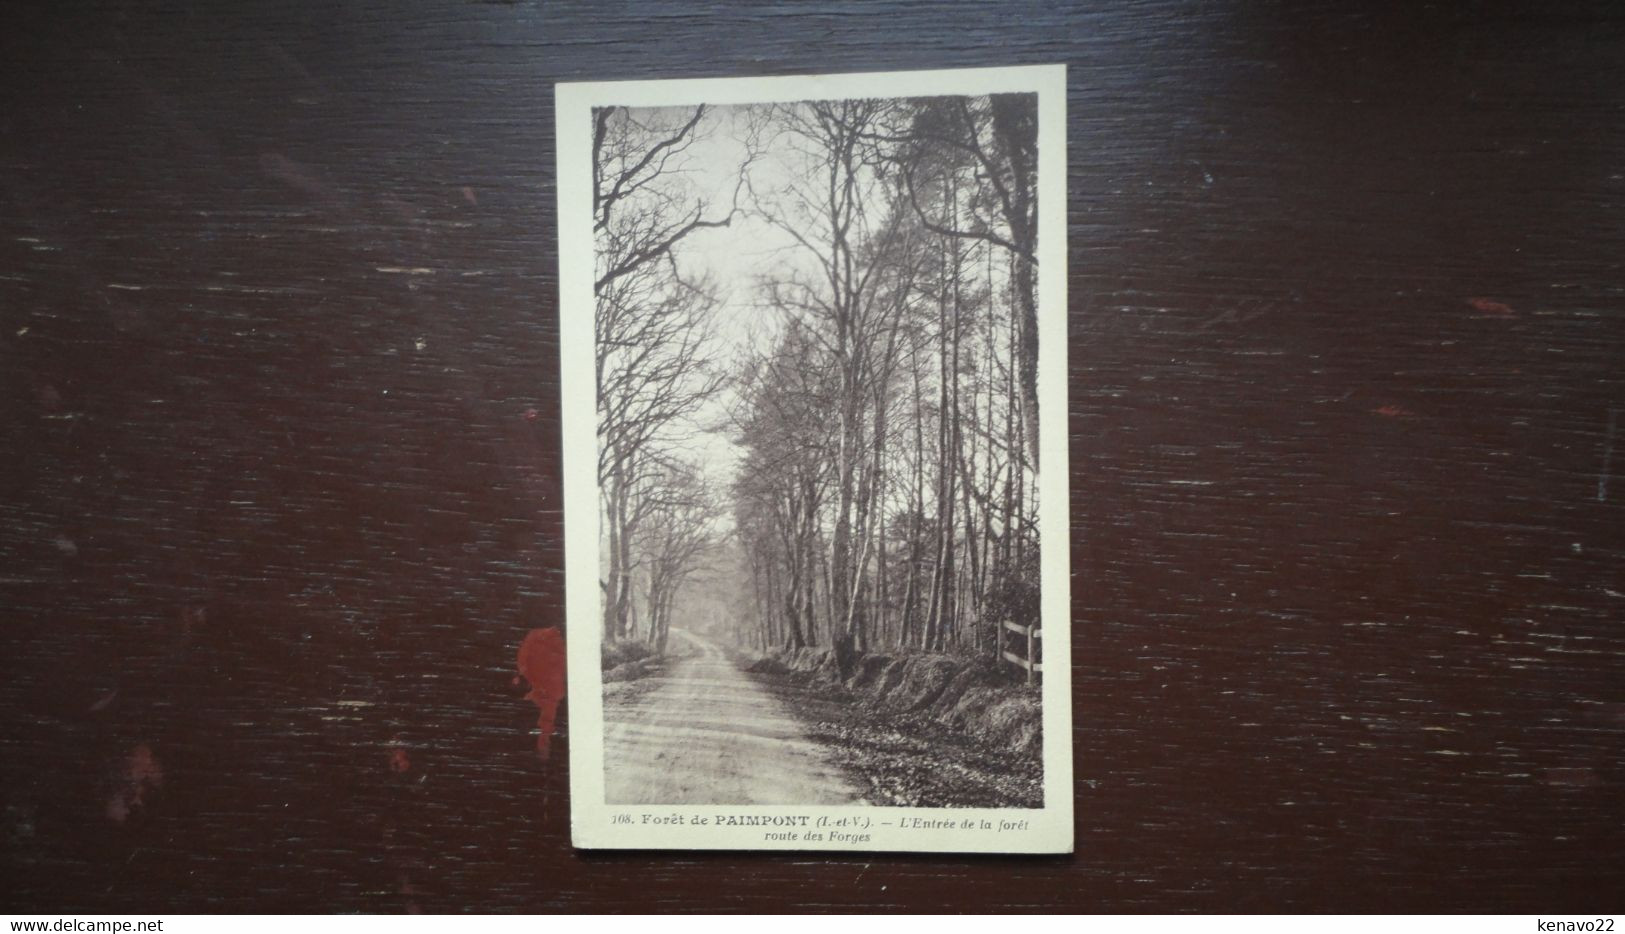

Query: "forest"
(593, 91), (1041, 665)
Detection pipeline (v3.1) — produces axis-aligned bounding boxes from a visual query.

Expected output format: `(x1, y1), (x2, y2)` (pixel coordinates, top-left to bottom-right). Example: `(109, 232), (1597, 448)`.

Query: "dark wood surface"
(3, 0), (1622, 913)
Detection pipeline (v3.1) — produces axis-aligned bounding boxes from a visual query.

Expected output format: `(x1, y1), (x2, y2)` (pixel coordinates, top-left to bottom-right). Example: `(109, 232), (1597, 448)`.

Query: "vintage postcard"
(556, 64), (1071, 853)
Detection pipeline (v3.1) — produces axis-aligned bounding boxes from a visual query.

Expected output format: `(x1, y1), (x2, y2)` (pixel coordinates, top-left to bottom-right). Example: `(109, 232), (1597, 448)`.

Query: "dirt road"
(603, 629), (866, 805)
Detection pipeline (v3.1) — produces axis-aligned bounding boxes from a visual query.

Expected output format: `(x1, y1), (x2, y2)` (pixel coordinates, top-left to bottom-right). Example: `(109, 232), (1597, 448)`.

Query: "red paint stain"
(128, 745), (162, 784)
(461, 186), (478, 207)
(517, 628), (566, 760)
(389, 748), (412, 773)
(1374, 405), (1414, 418)
(88, 688), (118, 713)
(398, 875), (423, 914)
(106, 744), (163, 823)
(1467, 297), (1517, 317)
(259, 152), (334, 201)
(523, 407), (539, 423)
(1544, 766), (1601, 789)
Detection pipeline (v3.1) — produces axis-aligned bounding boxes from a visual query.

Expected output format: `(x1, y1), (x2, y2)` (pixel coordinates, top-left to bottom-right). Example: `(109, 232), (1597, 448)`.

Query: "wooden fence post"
(1026, 623), (1035, 685)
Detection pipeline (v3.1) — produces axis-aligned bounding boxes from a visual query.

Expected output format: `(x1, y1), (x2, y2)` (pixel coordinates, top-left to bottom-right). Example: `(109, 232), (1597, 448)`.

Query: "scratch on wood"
(1601, 408), (1617, 502)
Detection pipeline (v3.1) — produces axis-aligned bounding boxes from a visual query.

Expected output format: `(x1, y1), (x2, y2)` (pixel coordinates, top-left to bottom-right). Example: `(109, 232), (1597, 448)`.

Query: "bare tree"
(593, 105), (739, 642)
(752, 99), (917, 662)
(637, 461), (715, 654)
(731, 320), (839, 650)
(597, 94), (1041, 666)
(890, 95), (1040, 470)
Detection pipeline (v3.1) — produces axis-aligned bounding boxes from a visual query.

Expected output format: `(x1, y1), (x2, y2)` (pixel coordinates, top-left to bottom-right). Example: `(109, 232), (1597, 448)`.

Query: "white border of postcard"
(556, 63), (1071, 854)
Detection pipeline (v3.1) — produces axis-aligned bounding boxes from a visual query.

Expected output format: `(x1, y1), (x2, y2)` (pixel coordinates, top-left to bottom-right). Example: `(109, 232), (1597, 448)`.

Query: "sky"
(630, 103), (812, 515)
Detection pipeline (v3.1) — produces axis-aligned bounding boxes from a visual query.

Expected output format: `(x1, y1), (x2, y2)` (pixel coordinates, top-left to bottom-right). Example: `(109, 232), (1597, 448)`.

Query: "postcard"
(556, 64), (1071, 853)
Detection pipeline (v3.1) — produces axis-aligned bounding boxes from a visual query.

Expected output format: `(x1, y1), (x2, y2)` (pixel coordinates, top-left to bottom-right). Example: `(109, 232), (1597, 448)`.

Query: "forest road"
(603, 628), (867, 805)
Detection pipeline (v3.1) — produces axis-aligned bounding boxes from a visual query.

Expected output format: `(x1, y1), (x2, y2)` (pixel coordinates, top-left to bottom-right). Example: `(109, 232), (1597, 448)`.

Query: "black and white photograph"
(558, 66), (1070, 853)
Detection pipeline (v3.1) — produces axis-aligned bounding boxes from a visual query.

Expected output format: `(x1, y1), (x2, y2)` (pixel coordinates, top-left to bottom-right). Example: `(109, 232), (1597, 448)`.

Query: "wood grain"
(2, 0), (1622, 912)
